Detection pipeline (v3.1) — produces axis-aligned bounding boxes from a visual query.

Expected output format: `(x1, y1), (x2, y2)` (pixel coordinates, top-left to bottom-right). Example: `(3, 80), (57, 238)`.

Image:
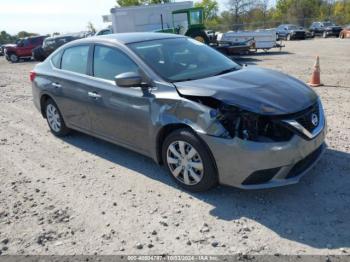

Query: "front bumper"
(291, 31), (306, 39)
(325, 30), (342, 36)
(199, 123), (326, 189)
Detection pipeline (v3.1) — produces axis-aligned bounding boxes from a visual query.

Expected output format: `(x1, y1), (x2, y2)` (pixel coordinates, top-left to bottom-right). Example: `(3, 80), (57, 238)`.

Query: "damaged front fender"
(151, 94), (228, 138)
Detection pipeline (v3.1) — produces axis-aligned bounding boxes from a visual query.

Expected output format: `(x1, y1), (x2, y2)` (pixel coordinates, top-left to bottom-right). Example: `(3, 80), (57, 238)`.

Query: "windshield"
(128, 38), (240, 82)
(288, 25), (298, 30)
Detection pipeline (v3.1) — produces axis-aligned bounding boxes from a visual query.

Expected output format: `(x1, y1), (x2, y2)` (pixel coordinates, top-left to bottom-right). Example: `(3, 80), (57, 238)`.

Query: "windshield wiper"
(214, 67), (239, 76)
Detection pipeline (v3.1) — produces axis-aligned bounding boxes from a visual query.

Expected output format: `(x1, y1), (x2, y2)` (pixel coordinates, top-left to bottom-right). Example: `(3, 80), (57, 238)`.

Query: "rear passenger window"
(93, 45), (138, 81)
(61, 45), (89, 74)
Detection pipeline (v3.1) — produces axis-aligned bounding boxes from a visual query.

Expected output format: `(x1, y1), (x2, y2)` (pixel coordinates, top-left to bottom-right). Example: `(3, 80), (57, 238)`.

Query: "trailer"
(110, 2), (193, 34)
(218, 29), (284, 52)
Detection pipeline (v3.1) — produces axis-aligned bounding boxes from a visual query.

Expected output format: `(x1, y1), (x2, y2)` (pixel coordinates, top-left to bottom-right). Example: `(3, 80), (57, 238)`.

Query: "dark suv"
(32, 32), (93, 61)
(276, 24), (306, 40)
(309, 21), (342, 38)
(5, 35), (46, 62)
(32, 34), (80, 61)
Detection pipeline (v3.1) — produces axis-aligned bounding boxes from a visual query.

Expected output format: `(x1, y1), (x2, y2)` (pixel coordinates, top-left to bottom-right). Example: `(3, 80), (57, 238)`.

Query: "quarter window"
(93, 45), (138, 81)
(51, 51), (62, 68)
(61, 45), (89, 74)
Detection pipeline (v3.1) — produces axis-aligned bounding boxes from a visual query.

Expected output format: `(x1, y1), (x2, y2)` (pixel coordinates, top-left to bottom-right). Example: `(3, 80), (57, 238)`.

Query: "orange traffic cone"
(308, 56), (323, 87)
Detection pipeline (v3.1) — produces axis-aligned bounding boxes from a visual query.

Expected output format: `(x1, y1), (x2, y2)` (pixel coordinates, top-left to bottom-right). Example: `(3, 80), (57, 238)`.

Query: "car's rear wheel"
(45, 99), (70, 136)
(162, 128), (218, 192)
(10, 54), (19, 63)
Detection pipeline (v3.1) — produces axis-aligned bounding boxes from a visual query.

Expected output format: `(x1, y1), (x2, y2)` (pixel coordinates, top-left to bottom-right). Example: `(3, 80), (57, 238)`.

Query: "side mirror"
(115, 72), (143, 88)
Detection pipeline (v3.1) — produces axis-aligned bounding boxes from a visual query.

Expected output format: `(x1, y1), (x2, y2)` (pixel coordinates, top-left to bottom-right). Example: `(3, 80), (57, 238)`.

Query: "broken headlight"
(217, 105), (294, 142)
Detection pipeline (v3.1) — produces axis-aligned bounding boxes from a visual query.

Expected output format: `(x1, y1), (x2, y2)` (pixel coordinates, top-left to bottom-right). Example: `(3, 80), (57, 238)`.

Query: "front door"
(87, 44), (153, 152)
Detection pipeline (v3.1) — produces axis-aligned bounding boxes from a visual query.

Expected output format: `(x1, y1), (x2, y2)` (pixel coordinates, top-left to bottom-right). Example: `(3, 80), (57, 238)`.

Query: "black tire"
(162, 128), (218, 192)
(322, 31), (327, 38)
(188, 30), (210, 45)
(9, 53), (19, 63)
(286, 34), (291, 41)
(32, 46), (46, 61)
(44, 98), (70, 136)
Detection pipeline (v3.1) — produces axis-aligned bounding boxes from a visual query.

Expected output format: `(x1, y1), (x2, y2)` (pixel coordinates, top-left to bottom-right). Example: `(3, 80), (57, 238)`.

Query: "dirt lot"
(0, 38), (349, 256)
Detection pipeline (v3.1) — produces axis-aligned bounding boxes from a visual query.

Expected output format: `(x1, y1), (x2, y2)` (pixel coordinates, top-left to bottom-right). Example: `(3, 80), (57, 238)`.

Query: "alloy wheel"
(166, 140), (204, 186)
(46, 104), (61, 132)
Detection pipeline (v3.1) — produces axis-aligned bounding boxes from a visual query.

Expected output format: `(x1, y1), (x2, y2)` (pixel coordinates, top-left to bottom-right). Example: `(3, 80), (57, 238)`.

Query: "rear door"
(51, 45), (92, 131)
(86, 44), (153, 152)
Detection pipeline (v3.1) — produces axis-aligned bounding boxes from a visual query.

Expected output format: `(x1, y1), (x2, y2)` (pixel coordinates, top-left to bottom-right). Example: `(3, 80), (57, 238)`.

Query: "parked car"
(276, 24), (306, 40)
(32, 34), (81, 61)
(309, 21), (343, 38)
(31, 33), (326, 192)
(339, 25), (350, 39)
(5, 35), (46, 62)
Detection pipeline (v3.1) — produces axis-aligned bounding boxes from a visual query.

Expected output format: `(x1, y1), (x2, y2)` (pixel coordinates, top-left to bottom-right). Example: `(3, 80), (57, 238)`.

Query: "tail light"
(30, 71), (36, 82)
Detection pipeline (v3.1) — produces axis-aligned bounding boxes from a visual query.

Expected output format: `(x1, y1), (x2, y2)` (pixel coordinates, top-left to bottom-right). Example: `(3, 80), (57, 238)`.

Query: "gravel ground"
(0, 38), (349, 256)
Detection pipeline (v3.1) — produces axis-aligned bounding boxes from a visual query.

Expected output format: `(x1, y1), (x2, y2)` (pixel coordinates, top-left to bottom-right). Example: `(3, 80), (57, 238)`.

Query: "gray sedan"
(31, 33), (326, 192)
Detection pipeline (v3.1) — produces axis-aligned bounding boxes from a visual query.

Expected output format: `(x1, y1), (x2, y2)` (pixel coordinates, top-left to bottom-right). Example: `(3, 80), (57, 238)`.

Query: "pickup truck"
(5, 35), (46, 63)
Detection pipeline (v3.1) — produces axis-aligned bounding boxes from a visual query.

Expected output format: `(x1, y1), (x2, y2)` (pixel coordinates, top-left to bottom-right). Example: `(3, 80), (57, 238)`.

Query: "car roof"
(78, 32), (184, 45)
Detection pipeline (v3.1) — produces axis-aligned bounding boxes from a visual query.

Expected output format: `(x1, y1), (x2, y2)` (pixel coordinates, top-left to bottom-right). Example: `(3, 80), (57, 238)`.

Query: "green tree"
(17, 31), (38, 38)
(117, 0), (141, 6)
(0, 31), (15, 45)
(227, 0), (254, 29)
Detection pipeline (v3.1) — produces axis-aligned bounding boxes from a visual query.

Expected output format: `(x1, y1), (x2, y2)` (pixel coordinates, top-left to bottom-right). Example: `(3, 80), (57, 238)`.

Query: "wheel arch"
(155, 123), (191, 164)
(155, 123), (218, 174)
(40, 93), (59, 119)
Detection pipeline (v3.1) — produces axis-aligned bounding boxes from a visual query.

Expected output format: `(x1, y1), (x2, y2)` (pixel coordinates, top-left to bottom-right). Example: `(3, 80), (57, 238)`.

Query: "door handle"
(52, 82), (62, 88)
(88, 92), (101, 99)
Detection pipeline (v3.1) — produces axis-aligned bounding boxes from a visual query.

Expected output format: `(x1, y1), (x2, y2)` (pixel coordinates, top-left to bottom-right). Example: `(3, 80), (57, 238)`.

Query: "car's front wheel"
(162, 128), (218, 192)
(323, 31), (327, 38)
(45, 99), (70, 136)
(286, 34), (291, 41)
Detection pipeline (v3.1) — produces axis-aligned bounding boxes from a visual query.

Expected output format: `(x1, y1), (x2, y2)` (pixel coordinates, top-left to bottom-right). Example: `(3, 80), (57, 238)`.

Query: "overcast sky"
(0, 0), (275, 35)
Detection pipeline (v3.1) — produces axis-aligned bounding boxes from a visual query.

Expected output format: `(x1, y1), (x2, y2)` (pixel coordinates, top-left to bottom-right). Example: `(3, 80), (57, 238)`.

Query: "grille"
(295, 103), (320, 133)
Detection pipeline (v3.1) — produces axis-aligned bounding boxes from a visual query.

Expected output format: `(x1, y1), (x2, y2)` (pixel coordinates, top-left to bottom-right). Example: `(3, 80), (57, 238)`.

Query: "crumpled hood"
(174, 67), (318, 115)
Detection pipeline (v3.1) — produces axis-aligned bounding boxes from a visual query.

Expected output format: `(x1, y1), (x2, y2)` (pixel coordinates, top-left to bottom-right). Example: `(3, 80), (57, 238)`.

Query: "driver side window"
(93, 45), (139, 81)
